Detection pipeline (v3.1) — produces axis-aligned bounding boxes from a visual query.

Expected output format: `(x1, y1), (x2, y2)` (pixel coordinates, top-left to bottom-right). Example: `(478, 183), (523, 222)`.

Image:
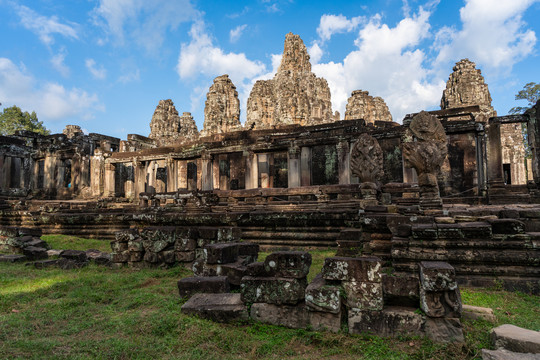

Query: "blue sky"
(1, 0), (539, 139)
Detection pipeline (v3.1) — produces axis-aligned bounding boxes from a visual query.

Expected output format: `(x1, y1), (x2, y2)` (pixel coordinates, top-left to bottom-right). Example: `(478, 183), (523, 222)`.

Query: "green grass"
(41, 235), (111, 252)
(0, 236), (538, 359)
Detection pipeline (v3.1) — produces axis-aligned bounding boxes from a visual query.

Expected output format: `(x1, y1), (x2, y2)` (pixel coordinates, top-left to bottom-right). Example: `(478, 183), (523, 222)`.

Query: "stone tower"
(246, 33), (333, 129)
(201, 75), (241, 137)
(440, 58), (496, 122)
(344, 90), (393, 124)
(149, 99), (199, 146)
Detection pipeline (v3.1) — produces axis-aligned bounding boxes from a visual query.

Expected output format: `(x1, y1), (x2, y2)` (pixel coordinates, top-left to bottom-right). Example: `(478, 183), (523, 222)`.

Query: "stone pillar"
(527, 100), (540, 185)
(486, 120), (505, 191)
(245, 151), (258, 189)
(219, 154), (229, 190)
(288, 146), (301, 188)
(201, 154), (213, 190)
(55, 159), (65, 189)
(124, 164), (135, 199)
(104, 163), (116, 197)
(1, 156), (10, 189)
(212, 157), (220, 190)
(178, 160), (187, 189)
(32, 160), (40, 190)
(147, 160), (157, 194)
(44, 155), (55, 189)
(167, 158), (177, 192)
(134, 161), (146, 197)
(475, 124), (487, 195)
(300, 147), (311, 186)
(258, 153), (270, 188)
(90, 154), (104, 196)
(337, 141), (351, 185)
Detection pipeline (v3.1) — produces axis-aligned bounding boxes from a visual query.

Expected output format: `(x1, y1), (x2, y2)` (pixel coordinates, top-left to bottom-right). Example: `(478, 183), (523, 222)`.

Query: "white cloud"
(313, 9), (444, 123)
(92, 0), (199, 52)
(12, 4), (78, 46)
(177, 21), (266, 81)
(50, 49), (70, 77)
(434, 0), (538, 71)
(85, 59), (107, 80)
(308, 43), (323, 64)
(118, 69), (140, 84)
(0, 58), (102, 122)
(317, 14), (363, 43)
(230, 24), (248, 43)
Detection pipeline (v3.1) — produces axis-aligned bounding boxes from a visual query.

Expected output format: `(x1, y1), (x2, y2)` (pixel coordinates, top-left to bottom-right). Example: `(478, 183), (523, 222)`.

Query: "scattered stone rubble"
(180, 242), (465, 342)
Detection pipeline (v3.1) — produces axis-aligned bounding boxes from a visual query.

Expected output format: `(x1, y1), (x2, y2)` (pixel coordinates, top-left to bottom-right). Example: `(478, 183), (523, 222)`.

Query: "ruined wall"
(501, 123), (527, 185)
(201, 75), (241, 137)
(246, 33), (333, 129)
(344, 90), (393, 124)
(149, 99), (199, 146)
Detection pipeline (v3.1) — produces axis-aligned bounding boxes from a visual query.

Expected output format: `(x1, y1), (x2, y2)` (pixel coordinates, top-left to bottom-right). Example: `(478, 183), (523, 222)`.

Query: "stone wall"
(246, 33), (334, 129)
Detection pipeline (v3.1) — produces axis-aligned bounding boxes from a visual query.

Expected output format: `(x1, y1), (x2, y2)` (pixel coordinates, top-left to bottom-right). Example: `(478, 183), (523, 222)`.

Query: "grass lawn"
(1, 236), (538, 359)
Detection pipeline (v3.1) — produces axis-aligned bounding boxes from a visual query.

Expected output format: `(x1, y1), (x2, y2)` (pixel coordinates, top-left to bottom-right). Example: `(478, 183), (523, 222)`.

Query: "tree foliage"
(0, 105), (50, 136)
(509, 82), (540, 114)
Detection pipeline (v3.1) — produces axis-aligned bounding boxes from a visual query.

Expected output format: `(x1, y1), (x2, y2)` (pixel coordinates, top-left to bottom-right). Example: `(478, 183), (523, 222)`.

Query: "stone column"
(219, 154), (229, 190)
(147, 160), (157, 194)
(212, 157), (220, 190)
(133, 160), (146, 197)
(44, 155), (55, 189)
(55, 159), (65, 189)
(337, 140), (351, 185)
(475, 124), (487, 195)
(166, 158), (177, 192)
(124, 164), (135, 200)
(288, 146), (301, 188)
(104, 163), (116, 197)
(258, 153), (270, 188)
(486, 120), (505, 191)
(300, 147), (311, 186)
(201, 154), (213, 190)
(1, 156), (10, 189)
(245, 151), (258, 189)
(178, 160), (187, 189)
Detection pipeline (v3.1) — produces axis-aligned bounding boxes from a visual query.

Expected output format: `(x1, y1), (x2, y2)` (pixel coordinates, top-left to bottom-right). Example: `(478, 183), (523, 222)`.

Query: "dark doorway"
(503, 163), (511, 185)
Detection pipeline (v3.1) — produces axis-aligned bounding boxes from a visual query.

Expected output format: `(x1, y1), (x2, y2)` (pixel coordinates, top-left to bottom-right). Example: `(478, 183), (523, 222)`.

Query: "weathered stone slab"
(32, 259), (59, 269)
(235, 242), (259, 263)
(111, 251), (129, 263)
(246, 262), (268, 277)
(482, 349), (539, 360)
(85, 249), (111, 265)
(241, 276), (307, 305)
(425, 318), (464, 343)
(491, 324), (540, 354)
(204, 243), (239, 264)
(57, 258), (88, 270)
(216, 262), (248, 286)
(181, 293), (248, 323)
(322, 256), (382, 282)
(115, 229), (139, 243)
(22, 246), (48, 260)
(462, 304), (496, 322)
(412, 224), (438, 239)
(488, 219), (525, 234)
(460, 222), (492, 238)
(419, 261), (457, 291)
(308, 309), (343, 333)
(250, 302), (309, 329)
(305, 274), (342, 314)
(177, 276), (230, 298)
(342, 280), (383, 310)
(46, 249), (64, 257)
(61, 250), (88, 262)
(263, 251), (312, 279)
(174, 237), (196, 252)
(382, 273), (419, 302)
(348, 307), (424, 337)
(127, 240), (143, 252)
(175, 251), (195, 262)
(0, 254), (27, 262)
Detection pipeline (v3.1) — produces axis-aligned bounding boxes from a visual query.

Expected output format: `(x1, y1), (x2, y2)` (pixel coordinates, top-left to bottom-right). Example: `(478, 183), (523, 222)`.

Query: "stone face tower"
(201, 75), (241, 137)
(440, 59), (496, 122)
(246, 33), (333, 129)
(149, 99), (199, 145)
(344, 90), (393, 124)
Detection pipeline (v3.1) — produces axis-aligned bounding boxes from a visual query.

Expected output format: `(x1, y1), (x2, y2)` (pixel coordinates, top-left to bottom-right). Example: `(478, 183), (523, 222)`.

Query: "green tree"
(0, 105), (50, 136)
(509, 82), (540, 114)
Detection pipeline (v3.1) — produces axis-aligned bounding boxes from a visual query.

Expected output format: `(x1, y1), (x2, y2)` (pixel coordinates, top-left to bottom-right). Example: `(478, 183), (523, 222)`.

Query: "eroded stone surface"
(240, 276), (307, 305)
(425, 317), (464, 343)
(305, 274), (342, 313)
(181, 293), (248, 323)
(344, 90), (393, 124)
(250, 302), (309, 329)
(322, 256), (382, 282)
(482, 348), (539, 360)
(246, 33), (334, 129)
(149, 99), (199, 145)
(177, 276), (230, 298)
(348, 306), (425, 337)
(202, 75), (241, 136)
(263, 251), (312, 279)
(491, 324), (540, 354)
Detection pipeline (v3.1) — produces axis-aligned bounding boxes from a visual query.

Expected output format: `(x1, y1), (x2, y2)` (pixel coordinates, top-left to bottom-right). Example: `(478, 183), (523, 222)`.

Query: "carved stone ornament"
(350, 133), (384, 183)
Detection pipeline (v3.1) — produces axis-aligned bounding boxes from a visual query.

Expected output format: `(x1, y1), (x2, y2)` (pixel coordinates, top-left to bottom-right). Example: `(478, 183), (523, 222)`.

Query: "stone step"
(181, 293), (248, 323)
(482, 348), (540, 360)
(491, 324), (540, 354)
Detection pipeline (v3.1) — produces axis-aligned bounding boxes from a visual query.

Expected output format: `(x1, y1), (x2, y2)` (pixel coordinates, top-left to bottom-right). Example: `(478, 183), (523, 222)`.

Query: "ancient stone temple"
(149, 99), (199, 146)
(201, 75), (241, 137)
(344, 90), (393, 124)
(246, 33), (334, 129)
(441, 59), (528, 185)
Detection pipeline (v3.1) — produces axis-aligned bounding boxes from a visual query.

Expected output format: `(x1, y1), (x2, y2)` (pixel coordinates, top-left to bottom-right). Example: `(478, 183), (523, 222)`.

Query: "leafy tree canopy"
(0, 105), (50, 136)
(509, 82), (540, 115)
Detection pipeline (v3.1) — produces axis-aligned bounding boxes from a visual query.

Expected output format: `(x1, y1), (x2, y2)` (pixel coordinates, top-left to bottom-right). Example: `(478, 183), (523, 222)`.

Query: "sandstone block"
(491, 324), (540, 354)
(111, 251), (129, 263)
(460, 222), (492, 238)
(181, 293), (248, 323)
(0, 254), (27, 262)
(241, 276), (307, 305)
(348, 307), (424, 337)
(129, 252), (143, 262)
(322, 256), (382, 282)
(217, 262), (248, 286)
(128, 240), (143, 252)
(61, 250), (88, 262)
(382, 273), (419, 307)
(22, 246), (48, 260)
(175, 237), (196, 252)
(420, 288), (462, 318)
(246, 262), (268, 277)
(235, 242), (259, 263)
(412, 224), (438, 239)
(482, 349), (539, 360)
(32, 259), (59, 269)
(488, 219), (525, 234)
(175, 251), (195, 262)
(425, 317), (464, 343)
(204, 243), (239, 264)
(305, 274), (342, 313)
(419, 261), (457, 291)
(308, 309), (343, 333)
(462, 304), (496, 322)
(342, 280), (383, 310)
(250, 302), (309, 329)
(177, 276), (230, 298)
(264, 251), (312, 279)
(115, 229), (139, 243)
